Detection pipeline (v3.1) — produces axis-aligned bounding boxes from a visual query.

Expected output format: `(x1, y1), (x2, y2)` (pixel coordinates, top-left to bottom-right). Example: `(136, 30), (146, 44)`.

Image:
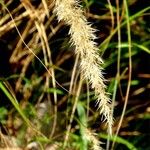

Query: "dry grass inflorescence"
(54, 0), (113, 148)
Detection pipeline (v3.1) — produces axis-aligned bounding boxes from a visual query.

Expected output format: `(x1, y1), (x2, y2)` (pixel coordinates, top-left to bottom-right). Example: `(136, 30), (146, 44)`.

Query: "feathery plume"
(53, 0), (113, 135)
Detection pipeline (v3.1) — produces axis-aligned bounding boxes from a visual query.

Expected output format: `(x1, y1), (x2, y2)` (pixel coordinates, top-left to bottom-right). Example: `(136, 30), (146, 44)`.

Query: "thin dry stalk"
(107, 0), (115, 30)
(54, 0), (113, 135)
(64, 77), (83, 147)
(22, 0), (58, 137)
(111, 0), (132, 149)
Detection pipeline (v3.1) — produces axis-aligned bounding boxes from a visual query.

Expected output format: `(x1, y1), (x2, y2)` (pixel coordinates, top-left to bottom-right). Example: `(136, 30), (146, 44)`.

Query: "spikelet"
(53, 0), (113, 135)
(84, 128), (103, 150)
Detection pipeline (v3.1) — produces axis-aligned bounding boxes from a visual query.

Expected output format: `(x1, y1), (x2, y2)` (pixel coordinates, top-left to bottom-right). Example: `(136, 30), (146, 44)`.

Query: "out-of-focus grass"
(0, 0), (150, 149)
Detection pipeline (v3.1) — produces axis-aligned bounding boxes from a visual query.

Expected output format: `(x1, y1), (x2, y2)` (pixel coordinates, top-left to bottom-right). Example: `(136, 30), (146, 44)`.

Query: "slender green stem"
(111, 0), (132, 149)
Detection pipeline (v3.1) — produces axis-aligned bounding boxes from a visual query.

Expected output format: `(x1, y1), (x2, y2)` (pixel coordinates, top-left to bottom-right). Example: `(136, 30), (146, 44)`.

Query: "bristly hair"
(53, 0), (113, 135)
(84, 128), (103, 150)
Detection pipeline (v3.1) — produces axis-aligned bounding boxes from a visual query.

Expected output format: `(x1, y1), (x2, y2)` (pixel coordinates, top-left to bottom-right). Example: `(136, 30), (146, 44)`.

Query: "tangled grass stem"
(54, 0), (113, 135)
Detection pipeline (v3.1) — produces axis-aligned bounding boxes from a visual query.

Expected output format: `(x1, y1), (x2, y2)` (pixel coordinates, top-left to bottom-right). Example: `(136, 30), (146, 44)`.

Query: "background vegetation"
(0, 0), (149, 149)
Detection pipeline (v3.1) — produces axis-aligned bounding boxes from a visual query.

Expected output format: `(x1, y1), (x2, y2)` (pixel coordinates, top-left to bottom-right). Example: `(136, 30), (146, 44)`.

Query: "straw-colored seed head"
(54, 0), (113, 135)
(84, 128), (103, 150)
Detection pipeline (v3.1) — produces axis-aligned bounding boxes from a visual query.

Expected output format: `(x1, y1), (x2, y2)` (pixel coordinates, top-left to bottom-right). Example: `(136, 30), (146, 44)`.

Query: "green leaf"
(77, 102), (88, 150)
(99, 133), (138, 150)
(0, 107), (8, 124)
(46, 88), (64, 95)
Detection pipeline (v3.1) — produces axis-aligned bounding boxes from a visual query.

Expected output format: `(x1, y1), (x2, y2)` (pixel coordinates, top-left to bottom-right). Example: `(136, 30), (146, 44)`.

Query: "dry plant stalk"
(54, 0), (113, 135)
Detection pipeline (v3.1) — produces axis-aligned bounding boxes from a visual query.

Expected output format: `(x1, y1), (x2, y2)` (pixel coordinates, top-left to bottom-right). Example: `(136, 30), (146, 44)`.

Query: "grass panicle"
(54, 0), (113, 135)
(84, 128), (103, 150)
